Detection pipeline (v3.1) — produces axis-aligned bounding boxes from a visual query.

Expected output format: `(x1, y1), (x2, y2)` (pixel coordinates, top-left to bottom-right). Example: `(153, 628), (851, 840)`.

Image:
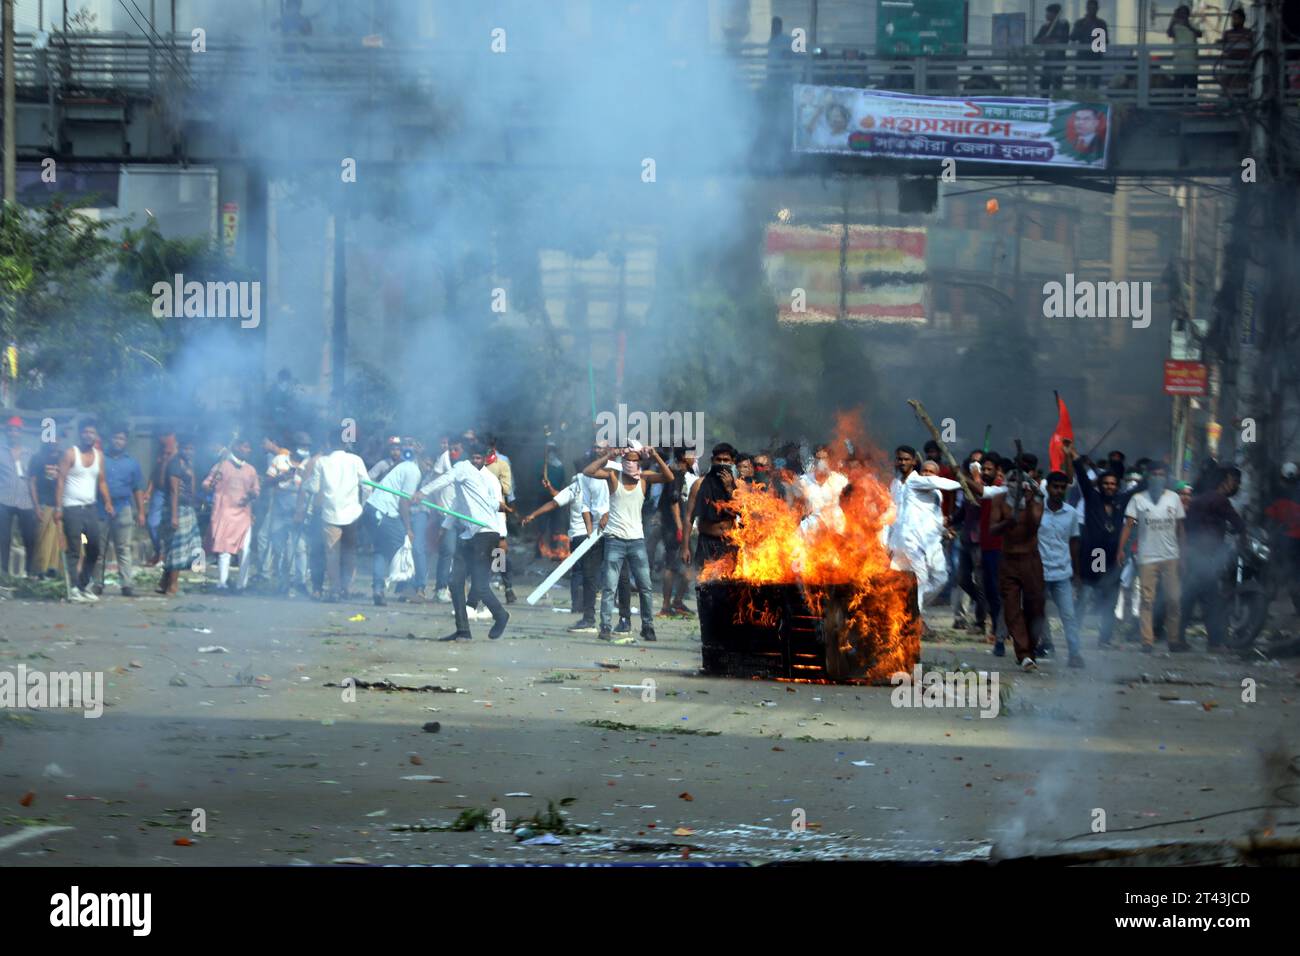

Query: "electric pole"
(3, 0), (16, 205)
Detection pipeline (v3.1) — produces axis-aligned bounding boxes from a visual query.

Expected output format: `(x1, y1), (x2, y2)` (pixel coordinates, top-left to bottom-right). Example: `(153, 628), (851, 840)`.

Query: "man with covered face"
(683, 443), (739, 569)
(586, 442), (674, 643)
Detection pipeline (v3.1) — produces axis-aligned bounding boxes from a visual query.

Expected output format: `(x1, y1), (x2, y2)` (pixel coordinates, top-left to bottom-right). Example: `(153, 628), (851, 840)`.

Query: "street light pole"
(2, 0), (16, 205)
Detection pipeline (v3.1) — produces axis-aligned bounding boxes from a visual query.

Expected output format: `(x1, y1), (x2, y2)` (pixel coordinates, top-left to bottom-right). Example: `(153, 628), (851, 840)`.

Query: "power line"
(114, 0), (191, 85)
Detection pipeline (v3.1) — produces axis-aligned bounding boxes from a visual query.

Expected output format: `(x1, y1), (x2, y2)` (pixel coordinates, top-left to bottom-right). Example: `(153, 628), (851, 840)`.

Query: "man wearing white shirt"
(892, 459), (962, 612)
(581, 447), (631, 631)
(1118, 461), (1184, 653)
(305, 433), (369, 603)
(523, 456), (598, 631)
(415, 440), (509, 641)
(363, 445), (419, 606)
(798, 445), (850, 537)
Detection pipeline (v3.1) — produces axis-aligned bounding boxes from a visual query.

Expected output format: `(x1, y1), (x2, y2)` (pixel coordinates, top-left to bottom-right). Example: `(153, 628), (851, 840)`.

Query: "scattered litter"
(19, 791), (34, 807)
(596, 662), (620, 670)
(366, 810), (388, 818)
(521, 833), (563, 846)
(422, 722), (441, 734)
(678, 792), (694, 802)
(409, 755), (423, 765)
(173, 837), (194, 847)
(672, 827), (695, 836)
(332, 857), (370, 865)
(197, 646), (229, 654)
(505, 792), (532, 797)
(169, 675), (188, 687)
(43, 763), (68, 779)
(874, 806), (902, 811)
(609, 840), (699, 854)
(325, 678), (462, 694)
(320, 719), (336, 726)
(759, 700), (776, 707)
(192, 628), (212, 634)
(851, 760), (875, 767)
(400, 775), (443, 782)
(63, 795), (104, 802)
(128, 660), (144, 669)
(348, 614), (366, 622)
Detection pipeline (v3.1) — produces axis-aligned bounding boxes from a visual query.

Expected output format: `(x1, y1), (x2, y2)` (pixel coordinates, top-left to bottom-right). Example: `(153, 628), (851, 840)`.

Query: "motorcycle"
(1225, 527), (1276, 650)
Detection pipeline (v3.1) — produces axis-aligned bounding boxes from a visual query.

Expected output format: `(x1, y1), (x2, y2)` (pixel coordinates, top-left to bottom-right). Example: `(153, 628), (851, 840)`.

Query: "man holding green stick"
(413, 439), (511, 641)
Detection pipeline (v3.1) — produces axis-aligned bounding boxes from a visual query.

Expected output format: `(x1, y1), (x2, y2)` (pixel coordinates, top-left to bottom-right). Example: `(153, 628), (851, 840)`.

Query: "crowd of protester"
(3, 411), (1297, 659)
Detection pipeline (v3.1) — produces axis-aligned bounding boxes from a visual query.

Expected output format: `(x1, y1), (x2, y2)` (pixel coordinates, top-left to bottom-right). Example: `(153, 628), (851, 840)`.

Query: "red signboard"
(1164, 360), (1208, 396)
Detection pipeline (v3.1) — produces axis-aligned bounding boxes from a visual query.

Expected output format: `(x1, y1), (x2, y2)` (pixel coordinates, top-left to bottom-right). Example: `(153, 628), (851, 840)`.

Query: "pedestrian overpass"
(7, 34), (1298, 179)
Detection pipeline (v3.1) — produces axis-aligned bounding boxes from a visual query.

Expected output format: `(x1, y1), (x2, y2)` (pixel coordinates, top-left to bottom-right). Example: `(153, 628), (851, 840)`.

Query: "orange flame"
(699, 415), (920, 682)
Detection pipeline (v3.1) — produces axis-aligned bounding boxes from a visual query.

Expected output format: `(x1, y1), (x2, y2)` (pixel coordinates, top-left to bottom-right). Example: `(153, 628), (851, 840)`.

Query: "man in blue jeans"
(583, 444), (675, 644)
(1037, 470), (1084, 668)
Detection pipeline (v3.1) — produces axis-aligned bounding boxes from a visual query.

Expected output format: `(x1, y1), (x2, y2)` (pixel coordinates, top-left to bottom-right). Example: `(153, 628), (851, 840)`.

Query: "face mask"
(295, 448), (310, 459)
(1147, 477), (1167, 499)
(450, 449), (461, 462)
(622, 459), (641, 480)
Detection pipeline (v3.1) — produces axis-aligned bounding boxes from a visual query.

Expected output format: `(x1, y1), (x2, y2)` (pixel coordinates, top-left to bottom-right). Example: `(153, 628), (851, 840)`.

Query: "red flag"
(1049, 391), (1074, 474)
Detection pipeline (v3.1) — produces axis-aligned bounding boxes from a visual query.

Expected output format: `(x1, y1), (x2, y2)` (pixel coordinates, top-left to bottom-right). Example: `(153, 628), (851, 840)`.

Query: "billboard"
(1164, 360), (1209, 396)
(765, 224), (927, 324)
(793, 85), (1111, 169)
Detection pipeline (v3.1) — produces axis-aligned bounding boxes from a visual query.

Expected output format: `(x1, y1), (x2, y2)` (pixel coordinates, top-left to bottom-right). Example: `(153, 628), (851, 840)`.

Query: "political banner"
(793, 85), (1110, 169)
(764, 224), (927, 324)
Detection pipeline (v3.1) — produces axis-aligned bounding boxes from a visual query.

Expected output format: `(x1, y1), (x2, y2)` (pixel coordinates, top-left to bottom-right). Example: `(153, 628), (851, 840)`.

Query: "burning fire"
(699, 418), (920, 682)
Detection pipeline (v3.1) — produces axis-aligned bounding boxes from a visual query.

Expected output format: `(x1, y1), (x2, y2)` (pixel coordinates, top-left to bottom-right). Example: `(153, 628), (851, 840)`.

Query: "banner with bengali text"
(793, 85), (1110, 169)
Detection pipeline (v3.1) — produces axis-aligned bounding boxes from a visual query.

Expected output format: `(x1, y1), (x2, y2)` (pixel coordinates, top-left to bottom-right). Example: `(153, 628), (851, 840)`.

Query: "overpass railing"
(7, 33), (1299, 112)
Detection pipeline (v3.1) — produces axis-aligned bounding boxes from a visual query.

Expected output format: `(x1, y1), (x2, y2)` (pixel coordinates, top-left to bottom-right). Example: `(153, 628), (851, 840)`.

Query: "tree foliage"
(0, 201), (232, 421)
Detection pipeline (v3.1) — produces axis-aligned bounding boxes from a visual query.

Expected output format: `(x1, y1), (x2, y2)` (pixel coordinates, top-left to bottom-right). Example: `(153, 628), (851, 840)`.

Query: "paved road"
(1, 573), (1295, 865)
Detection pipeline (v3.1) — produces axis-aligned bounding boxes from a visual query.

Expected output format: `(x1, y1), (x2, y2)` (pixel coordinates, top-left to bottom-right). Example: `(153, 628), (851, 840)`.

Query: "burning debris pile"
(697, 425), (920, 683)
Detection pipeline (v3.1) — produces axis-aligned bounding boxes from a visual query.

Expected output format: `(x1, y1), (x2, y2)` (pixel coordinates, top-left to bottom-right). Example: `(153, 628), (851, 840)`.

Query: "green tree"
(0, 201), (236, 420)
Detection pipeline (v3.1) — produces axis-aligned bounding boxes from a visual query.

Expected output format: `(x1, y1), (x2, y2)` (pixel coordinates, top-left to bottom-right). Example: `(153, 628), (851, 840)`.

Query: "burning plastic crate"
(696, 575), (920, 683)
